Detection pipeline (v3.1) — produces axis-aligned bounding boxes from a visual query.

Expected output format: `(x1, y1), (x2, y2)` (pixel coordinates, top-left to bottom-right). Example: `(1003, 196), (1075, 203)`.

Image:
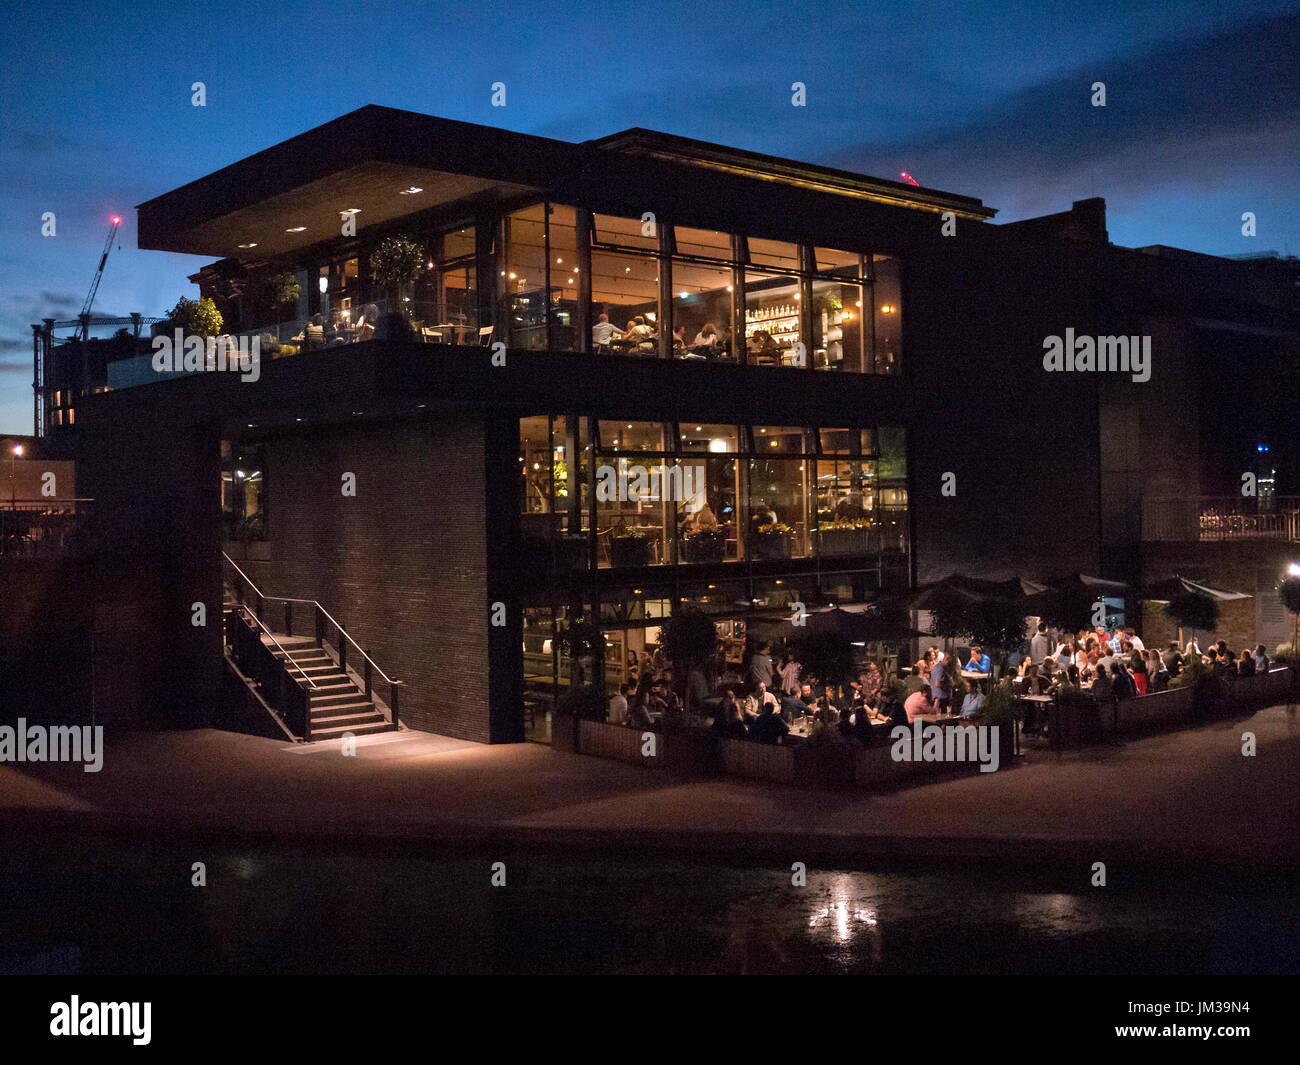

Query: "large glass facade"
(521, 417), (907, 570)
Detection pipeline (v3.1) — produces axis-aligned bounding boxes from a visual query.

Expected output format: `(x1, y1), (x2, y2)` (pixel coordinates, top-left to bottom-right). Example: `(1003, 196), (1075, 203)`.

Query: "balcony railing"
(104, 299), (489, 391)
(1142, 496), (1300, 542)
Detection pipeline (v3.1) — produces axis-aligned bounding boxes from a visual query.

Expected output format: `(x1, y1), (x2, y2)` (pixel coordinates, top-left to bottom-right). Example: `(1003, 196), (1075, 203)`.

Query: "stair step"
(311, 709), (384, 729)
(310, 720), (394, 740)
(310, 698), (376, 715)
(309, 691), (367, 707)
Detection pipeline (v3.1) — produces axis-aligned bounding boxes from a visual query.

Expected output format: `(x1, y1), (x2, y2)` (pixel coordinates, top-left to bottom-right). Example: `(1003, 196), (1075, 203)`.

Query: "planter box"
(578, 719), (653, 765)
(813, 527), (871, 556)
(609, 536), (651, 568)
(1113, 686), (1193, 735)
(682, 533), (725, 563)
(793, 743), (858, 786)
(661, 729), (719, 775)
(551, 712), (579, 752)
(752, 533), (792, 560)
(719, 737), (796, 784)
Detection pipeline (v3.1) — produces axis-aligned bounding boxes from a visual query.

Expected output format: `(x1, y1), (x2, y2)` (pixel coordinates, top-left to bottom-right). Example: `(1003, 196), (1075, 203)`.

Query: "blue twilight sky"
(1, 0), (1297, 433)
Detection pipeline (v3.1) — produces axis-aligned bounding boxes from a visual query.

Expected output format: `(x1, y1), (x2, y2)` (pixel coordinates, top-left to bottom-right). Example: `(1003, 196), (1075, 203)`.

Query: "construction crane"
(79, 215), (122, 341)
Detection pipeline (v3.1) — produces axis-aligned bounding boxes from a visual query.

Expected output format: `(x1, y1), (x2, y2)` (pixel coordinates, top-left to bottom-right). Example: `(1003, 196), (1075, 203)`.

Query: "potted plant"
(370, 235), (424, 338)
(609, 523), (651, 567)
(753, 521), (792, 560)
(972, 679), (1018, 760)
(814, 518), (872, 555)
(683, 526), (726, 563)
(1278, 577), (1300, 660)
(166, 295), (223, 339)
(1164, 591), (1219, 653)
(552, 683), (606, 752)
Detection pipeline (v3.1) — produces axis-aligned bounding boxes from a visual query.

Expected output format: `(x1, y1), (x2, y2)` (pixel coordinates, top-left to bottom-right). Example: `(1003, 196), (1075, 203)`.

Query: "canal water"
(1, 833), (1295, 974)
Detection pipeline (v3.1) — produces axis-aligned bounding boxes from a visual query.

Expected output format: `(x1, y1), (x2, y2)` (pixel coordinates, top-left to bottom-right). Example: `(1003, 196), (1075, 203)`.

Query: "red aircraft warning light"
(111, 215), (121, 225)
(899, 172), (920, 187)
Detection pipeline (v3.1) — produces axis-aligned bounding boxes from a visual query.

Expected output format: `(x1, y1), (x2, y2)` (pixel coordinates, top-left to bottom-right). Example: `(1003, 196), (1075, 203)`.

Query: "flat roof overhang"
(135, 106), (574, 259)
(138, 105), (997, 262)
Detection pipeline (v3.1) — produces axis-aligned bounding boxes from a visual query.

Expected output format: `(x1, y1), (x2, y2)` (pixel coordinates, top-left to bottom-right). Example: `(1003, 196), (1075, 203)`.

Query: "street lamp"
(9, 443), (21, 506)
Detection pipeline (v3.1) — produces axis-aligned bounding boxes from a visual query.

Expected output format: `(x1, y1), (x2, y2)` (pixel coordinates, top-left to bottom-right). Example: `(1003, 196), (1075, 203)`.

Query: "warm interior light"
(400, 186), (423, 194)
(286, 226), (306, 232)
(238, 242), (258, 249)
(318, 276), (328, 293)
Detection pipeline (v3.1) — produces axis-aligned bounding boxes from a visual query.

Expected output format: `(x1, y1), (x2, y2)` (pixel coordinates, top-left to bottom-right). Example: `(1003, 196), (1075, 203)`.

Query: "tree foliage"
(1164, 591), (1219, 633)
(167, 296), (223, 338)
(369, 235), (425, 293)
(791, 628), (857, 691)
(928, 595), (1026, 653)
(659, 606), (720, 673)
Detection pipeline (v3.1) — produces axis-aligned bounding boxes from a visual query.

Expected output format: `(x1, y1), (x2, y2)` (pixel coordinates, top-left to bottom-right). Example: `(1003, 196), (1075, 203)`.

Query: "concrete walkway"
(3, 704), (1299, 873)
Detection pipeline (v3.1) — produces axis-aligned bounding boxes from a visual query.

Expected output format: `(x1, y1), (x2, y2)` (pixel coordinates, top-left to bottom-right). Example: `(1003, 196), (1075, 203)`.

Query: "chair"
(477, 325), (494, 346)
(421, 326), (443, 343)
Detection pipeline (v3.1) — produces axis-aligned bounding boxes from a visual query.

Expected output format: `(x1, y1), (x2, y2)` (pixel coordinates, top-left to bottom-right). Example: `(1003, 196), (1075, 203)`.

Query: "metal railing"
(1143, 496), (1300, 542)
(222, 552), (404, 729)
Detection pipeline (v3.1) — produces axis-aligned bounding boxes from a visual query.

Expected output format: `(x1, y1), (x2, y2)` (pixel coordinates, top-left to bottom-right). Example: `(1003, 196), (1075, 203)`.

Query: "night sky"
(1, 0), (1296, 433)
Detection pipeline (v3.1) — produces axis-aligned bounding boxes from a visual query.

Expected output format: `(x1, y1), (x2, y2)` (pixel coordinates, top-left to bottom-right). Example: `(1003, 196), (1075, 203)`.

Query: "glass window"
(754, 426), (806, 454)
(814, 247), (863, 278)
(818, 428), (853, 455)
(597, 421), (665, 453)
(744, 273), (802, 367)
(590, 249), (659, 356)
(221, 441), (267, 542)
(671, 258), (733, 360)
(678, 455), (740, 562)
(748, 456), (810, 560)
(873, 254), (901, 375)
(680, 424), (738, 453)
(811, 279), (866, 373)
(593, 212), (660, 252)
(675, 226), (732, 261)
(519, 416), (556, 515)
(548, 205), (579, 352)
(746, 236), (800, 273)
(595, 454), (671, 569)
(501, 205), (548, 349)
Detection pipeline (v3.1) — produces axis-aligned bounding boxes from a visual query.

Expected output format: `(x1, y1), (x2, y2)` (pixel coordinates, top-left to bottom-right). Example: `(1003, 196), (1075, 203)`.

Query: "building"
(71, 105), (1300, 742)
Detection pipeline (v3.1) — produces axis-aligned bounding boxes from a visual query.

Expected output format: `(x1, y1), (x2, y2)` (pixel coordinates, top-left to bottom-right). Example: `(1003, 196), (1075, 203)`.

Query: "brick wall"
(1140, 540), (1299, 654)
(243, 415), (494, 741)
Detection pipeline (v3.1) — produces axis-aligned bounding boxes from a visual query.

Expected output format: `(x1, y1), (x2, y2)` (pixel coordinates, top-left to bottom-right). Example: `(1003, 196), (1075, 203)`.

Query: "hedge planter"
(752, 531), (792, 560)
(661, 729), (718, 776)
(551, 711), (579, 752)
(682, 530), (726, 563)
(609, 535), (651, 568)
(793, 743), (858, 787)
(813, 527), (872, 556)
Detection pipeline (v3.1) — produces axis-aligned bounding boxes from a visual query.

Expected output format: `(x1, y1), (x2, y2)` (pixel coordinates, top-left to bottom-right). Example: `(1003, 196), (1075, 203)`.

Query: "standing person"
(1150, 649), (1170, 692)
(1254, 644), (1271, 674)
(1125, 627), (1145, 652)
(1030, 623), (1051, 664)
(778, 652), (801, 696)
(608, 683), (630, 725)
(591, 312), (623, 354)
(930, 652), (951, 714)
(1166, 642), (1184, 679)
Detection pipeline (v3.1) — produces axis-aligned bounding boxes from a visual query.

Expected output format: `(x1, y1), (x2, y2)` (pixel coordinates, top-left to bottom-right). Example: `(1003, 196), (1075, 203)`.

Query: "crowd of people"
(597, 621), (1276, 747)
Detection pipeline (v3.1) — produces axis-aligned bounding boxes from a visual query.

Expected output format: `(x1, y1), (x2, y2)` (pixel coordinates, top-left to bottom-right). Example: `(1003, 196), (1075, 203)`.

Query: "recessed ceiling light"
(399, 186), (423, 195)
(341, 208), (360, 214)
(286, 226), (306, 232)
(237, 242), (258, 249)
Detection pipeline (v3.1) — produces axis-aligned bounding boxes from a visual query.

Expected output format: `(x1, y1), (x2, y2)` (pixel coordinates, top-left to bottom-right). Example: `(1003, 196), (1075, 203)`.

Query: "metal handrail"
(222, 551), (402, 687)
(236, 604), (319, 689)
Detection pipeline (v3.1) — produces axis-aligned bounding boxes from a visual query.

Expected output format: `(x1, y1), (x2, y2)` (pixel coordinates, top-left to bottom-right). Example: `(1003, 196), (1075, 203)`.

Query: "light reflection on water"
(0, 835), (1296, 975)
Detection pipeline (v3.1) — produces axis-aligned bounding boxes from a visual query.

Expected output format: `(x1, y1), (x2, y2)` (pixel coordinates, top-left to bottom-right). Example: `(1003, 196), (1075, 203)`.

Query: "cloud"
(821, 11), (1300, 218)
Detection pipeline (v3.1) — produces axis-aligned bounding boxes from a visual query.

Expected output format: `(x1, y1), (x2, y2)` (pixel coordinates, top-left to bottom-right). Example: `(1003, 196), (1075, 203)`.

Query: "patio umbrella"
(1141, 575), (1252, 603)
(1142, 575), (1252, 647)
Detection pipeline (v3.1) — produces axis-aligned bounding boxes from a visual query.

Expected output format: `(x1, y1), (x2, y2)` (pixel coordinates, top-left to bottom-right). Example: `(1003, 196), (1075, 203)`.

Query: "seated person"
(608, 682), (630, 726)
(692, 323), (718, 353)
(712, 693), (748, 739)
(626, 688), (654, 730)
(749, 702), (790, 745)
(671, 325), (687, 351)
(903, 687), (932, 723)
(305, 313), (325, 350)
(964, 644), (991, 674)
(355, 304), (378, 343)
(901, 666), (927, 696)
(959, 679), (984, 718)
